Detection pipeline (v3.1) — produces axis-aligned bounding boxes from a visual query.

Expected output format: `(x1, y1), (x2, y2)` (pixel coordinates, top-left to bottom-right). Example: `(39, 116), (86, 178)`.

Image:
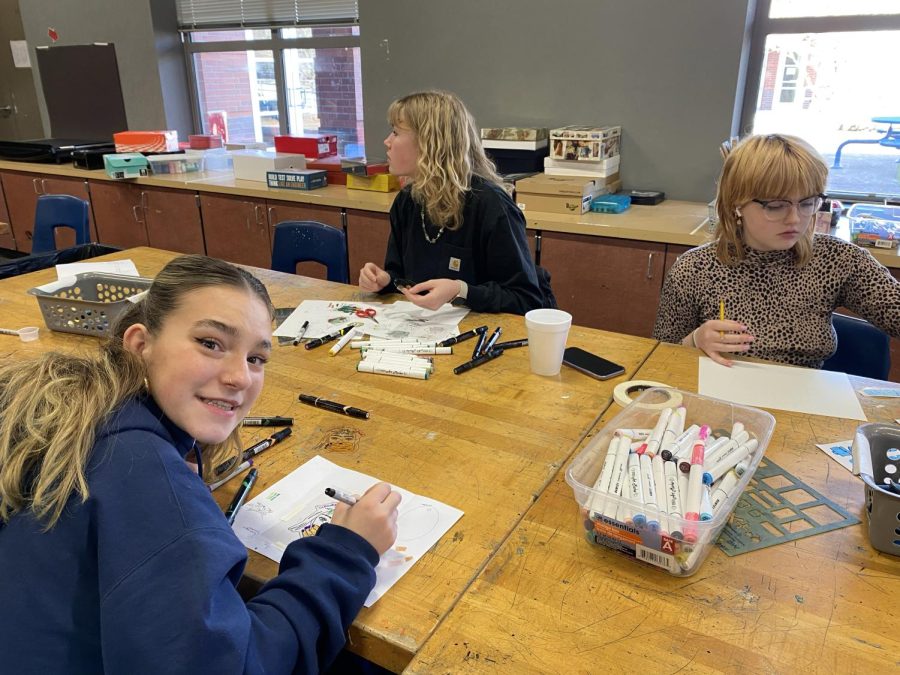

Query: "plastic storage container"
(28, 272), (152, 336)
(847, 203), (900, 249)
(566, 387), (775, 576)
(590, 193), (631, 213)
(853, 422), (900, 557)
(147, 153), (204, 175)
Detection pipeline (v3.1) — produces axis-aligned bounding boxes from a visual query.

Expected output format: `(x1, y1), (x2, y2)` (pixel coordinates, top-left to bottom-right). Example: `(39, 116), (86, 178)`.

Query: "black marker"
(482, 326), (502, 353)
(453, 348), (504, 375)
(471, 329), (488, 359)
(493, 338), (528, 350)
(299, 393), (370, 420)
(325, 486), (358, 506)
(225, 468), (258, 525)
(242, 416), (293, 427)
(304, 323), (360, 350)
(292, 320), (310, 346)
(438, 325), (487, 347)
(214, 427), (292, 476)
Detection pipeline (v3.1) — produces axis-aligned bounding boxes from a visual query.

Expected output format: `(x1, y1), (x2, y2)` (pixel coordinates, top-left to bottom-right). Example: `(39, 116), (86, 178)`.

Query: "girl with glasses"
(654, 134), (900, 368)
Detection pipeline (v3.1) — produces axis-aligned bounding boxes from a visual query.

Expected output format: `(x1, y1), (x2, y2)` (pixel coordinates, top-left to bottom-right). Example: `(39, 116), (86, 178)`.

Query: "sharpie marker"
(471, 329), (488, 359)
(493, 338), (528, 350)
(209, 459), (253, 491)
(438, 325), (487, 347)
(304, 323), (360, 350)
(453, 348), (504, 375)
(482, 326), (502, 354)
(292, 320), (310, 346)
(214, 427), (292, 476)
(242, 416), (293, 427)
(299, 393), (370, 419)
(324, 486), (358, 506)
(225, 468), (258, 525)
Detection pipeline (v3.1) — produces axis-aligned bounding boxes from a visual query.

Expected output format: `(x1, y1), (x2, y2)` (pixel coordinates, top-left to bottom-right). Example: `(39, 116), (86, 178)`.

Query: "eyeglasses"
(750, 194), (826, 221)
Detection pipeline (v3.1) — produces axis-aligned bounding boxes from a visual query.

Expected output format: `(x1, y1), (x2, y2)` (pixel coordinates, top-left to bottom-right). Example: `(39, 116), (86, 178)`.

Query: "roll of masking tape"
(613, 380), (682, 409)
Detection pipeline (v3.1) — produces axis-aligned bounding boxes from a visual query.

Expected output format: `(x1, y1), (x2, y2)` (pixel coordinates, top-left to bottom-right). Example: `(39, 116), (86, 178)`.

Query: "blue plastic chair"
(271, 220), (349, 283)
(31, 195), (91, 254)
(822, 313), (891, 380)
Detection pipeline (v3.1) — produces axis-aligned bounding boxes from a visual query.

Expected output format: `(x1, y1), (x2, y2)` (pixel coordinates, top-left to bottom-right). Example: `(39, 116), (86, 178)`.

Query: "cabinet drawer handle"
(41, 179), (48, 193)
(646, 252), (655, 279)
(132, 205), (143, 223)
(268, 207), (275, 226)
(32, 178), (41, 194)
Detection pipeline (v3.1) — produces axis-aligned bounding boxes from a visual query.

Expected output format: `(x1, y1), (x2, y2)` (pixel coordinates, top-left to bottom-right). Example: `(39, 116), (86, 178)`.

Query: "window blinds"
(176, 0), (358, 28)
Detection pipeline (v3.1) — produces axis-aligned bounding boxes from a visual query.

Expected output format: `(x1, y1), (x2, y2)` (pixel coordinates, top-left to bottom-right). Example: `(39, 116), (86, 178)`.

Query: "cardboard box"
(266, 169), (328, 190)
(274, 135), (338, 159)
(113, 130), (179, 154)
(103, 153), (149, 180)
(147, 153), (204, 175)
(481, 127), (549, 142)
(514, 174), (618, 214)
(341, 157), (390, 176)
(544, 155), (620, 176)
(346, 173), (401, 192)
(232, 150), (305, 182)
(550, 125), (621, 161)
(188, 134), (223, 149)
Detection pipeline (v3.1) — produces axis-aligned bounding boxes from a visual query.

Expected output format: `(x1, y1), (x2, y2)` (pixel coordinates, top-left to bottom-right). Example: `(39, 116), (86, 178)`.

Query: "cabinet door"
(0, 176), (14, 251)
(89, 180), (149, 249)
(201, 193), (270, 268)
(266, 200), (343, 280)
(663, 244), (692, 278)
(540, 232), (666, 338)
(143, 187), (205, 255)
(346, 208), (390, 282)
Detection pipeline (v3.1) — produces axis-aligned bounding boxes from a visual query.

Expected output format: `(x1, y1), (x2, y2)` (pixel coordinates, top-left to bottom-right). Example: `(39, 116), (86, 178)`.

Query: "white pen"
(329, 326), (360, 357)
(324, 486), (358, 506)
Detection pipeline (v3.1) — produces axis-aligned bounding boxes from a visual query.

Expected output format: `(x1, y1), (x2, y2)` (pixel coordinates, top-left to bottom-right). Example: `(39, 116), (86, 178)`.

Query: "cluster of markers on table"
(314, 324), (528, 379)
(583, 405), (759, 569)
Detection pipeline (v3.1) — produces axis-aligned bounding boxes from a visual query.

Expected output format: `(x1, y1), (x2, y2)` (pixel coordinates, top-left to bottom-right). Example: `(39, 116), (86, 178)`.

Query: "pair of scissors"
(355, 307), (378, 323)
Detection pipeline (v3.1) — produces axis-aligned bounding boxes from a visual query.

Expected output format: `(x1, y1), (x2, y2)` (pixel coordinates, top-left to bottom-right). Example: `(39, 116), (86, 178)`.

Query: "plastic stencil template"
(234, 455), (463, 606)
(815, 440), (856, 474)
(717, 457), (859, 555)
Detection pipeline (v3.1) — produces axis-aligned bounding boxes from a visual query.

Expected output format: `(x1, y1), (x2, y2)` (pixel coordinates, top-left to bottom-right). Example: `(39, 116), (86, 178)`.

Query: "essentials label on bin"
(636, 544), (676, 571)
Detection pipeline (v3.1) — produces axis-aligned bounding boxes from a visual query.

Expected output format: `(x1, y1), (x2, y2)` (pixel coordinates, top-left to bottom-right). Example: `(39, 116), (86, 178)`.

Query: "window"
(179, 2), (362, 154)
(743, 1), (900, 199)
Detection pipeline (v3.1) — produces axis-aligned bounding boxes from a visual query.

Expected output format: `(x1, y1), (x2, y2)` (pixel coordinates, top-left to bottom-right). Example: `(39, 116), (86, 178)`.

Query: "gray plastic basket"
(28, 272), (152, 336)
(853, 422), (900, 557)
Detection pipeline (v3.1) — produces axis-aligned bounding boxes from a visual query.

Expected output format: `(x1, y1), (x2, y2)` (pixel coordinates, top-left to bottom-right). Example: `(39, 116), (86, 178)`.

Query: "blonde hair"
(0, 255), (273, 529)
(388, 90), (503, 230)
(715, 134), (827, 266)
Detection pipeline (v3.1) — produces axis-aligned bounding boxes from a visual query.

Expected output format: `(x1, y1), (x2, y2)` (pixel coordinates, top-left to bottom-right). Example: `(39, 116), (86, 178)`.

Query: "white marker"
(361, 345), (452, 355)
(357, 362), (429, 379)
(710, 470), (740, 514)
(665, 424), (701, 462)
(664, 460), (684, 539)
(651, 454), (669, 534)
(639, 407), (672, 458)
(587, 435), (622, 518)
(700, 485), (713, 521)
(623, 452), (644, 525)
(602, 436), (632, 520)
(324, 486), (357, 506)
(684, 425), (710, 543)
(329, 326), (361, 356)
(657, 406), (686, 460)
(639, 453), (659, 529)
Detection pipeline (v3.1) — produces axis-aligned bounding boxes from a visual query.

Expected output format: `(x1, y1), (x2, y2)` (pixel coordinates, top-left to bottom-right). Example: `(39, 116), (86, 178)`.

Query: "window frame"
(181, 28), (361, 142)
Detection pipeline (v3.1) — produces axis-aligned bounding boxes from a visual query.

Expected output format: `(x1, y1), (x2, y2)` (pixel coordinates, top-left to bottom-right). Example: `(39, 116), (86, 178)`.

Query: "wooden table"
(0, 247), (658, 672)
(407, 342), (900, 674)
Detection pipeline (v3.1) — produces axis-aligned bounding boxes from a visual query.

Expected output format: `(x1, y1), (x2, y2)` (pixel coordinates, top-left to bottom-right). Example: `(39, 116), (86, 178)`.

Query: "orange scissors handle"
(355, 308), (378, 322)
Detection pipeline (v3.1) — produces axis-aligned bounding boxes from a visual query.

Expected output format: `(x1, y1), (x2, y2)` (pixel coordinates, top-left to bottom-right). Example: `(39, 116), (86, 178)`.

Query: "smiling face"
(739, 192), (817, 251)
(384, 120), (418, 178)
(124, 285), (272, 444)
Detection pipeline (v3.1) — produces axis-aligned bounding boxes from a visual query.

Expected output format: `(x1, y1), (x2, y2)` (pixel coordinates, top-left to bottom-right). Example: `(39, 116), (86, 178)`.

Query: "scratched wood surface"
(0, 247), (657, 672)
(407, 341), (900, 674)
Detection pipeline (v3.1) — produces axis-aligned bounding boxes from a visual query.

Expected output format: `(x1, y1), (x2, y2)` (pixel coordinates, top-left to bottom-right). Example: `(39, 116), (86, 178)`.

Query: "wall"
(359, 0), (752, 203)
(17, 0), (190, 137)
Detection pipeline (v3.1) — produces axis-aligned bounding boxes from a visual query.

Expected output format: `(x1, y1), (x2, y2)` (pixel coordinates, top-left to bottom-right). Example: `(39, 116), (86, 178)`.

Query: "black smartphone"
(562, 347), (625, 380)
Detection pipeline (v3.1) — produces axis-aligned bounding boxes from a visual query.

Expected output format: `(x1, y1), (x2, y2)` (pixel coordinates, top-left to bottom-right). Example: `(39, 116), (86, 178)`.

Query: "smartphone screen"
(562, 347), (625, 380)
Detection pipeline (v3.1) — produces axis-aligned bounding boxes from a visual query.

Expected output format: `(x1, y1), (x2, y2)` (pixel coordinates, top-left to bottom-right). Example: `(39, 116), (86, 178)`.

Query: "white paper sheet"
(233, 455), (463, 606)
(815, 440), (856, 474)
(273, 299), (468, 342)
(698, 357), (867, 421)
(56, 259), (140, 280)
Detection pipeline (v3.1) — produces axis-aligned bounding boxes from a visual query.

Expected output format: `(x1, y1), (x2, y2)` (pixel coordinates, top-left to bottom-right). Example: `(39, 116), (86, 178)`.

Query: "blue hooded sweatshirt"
(0, 395), (378, 674)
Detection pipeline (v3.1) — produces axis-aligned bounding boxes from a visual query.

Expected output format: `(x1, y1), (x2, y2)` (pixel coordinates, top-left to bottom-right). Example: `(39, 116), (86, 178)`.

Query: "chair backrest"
(822, 313), (891, 380)
(31, 194), (91, 254)
(271, 220), (349, 283)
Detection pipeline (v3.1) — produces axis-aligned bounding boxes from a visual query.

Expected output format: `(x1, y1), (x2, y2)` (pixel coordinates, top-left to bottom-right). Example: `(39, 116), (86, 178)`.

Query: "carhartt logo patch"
(448, 257), (461, 272)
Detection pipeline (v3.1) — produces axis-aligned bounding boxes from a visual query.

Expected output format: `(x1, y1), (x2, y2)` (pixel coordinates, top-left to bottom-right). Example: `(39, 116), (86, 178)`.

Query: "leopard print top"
(653, 235), (900, 368)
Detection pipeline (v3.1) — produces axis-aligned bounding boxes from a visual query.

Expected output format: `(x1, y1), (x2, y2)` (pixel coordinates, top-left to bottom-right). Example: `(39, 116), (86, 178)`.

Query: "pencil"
(719, 299), (725, 338)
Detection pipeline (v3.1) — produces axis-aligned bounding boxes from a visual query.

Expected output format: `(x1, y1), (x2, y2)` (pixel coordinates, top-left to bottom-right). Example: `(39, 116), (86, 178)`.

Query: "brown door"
(1, 171), (97, 252)
(0, 2), (42, 140)
(540, 231), (666, 337)
(200, 193), (269, 268)
(0, 176), (14, 250)
(346, 208), (390, 284)
(89, 180), (149, 249)
(143, 187), (205, 255)
(266, 200), (343, 280)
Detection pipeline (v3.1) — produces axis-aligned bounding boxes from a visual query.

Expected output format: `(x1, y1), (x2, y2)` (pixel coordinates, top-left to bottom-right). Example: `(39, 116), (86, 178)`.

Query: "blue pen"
(225, 468), (258, 525)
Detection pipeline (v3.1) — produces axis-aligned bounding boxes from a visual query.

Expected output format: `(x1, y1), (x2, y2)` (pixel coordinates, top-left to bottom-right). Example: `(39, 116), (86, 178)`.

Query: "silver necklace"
(420, 206), (445, 244)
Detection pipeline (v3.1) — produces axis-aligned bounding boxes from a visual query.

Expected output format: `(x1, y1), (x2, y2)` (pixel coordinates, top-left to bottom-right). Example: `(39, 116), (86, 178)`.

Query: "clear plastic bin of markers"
(565, 388), (775, 576)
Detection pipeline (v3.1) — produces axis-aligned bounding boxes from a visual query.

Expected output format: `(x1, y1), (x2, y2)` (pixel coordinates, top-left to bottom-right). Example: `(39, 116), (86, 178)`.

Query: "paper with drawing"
(273, 299), (468, 342)
(698, 357), (867, 421)
(233, 455), (463, 606)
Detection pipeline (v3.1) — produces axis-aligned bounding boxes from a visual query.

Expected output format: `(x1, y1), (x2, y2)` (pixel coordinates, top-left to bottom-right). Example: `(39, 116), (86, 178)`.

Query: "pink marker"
(683, 425), (709, 543)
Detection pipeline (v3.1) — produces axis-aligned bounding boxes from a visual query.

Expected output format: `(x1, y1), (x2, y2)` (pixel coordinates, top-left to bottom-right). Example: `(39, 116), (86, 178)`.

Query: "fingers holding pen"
(693, 319), (755, 367)
(331, 482), (401, 555)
